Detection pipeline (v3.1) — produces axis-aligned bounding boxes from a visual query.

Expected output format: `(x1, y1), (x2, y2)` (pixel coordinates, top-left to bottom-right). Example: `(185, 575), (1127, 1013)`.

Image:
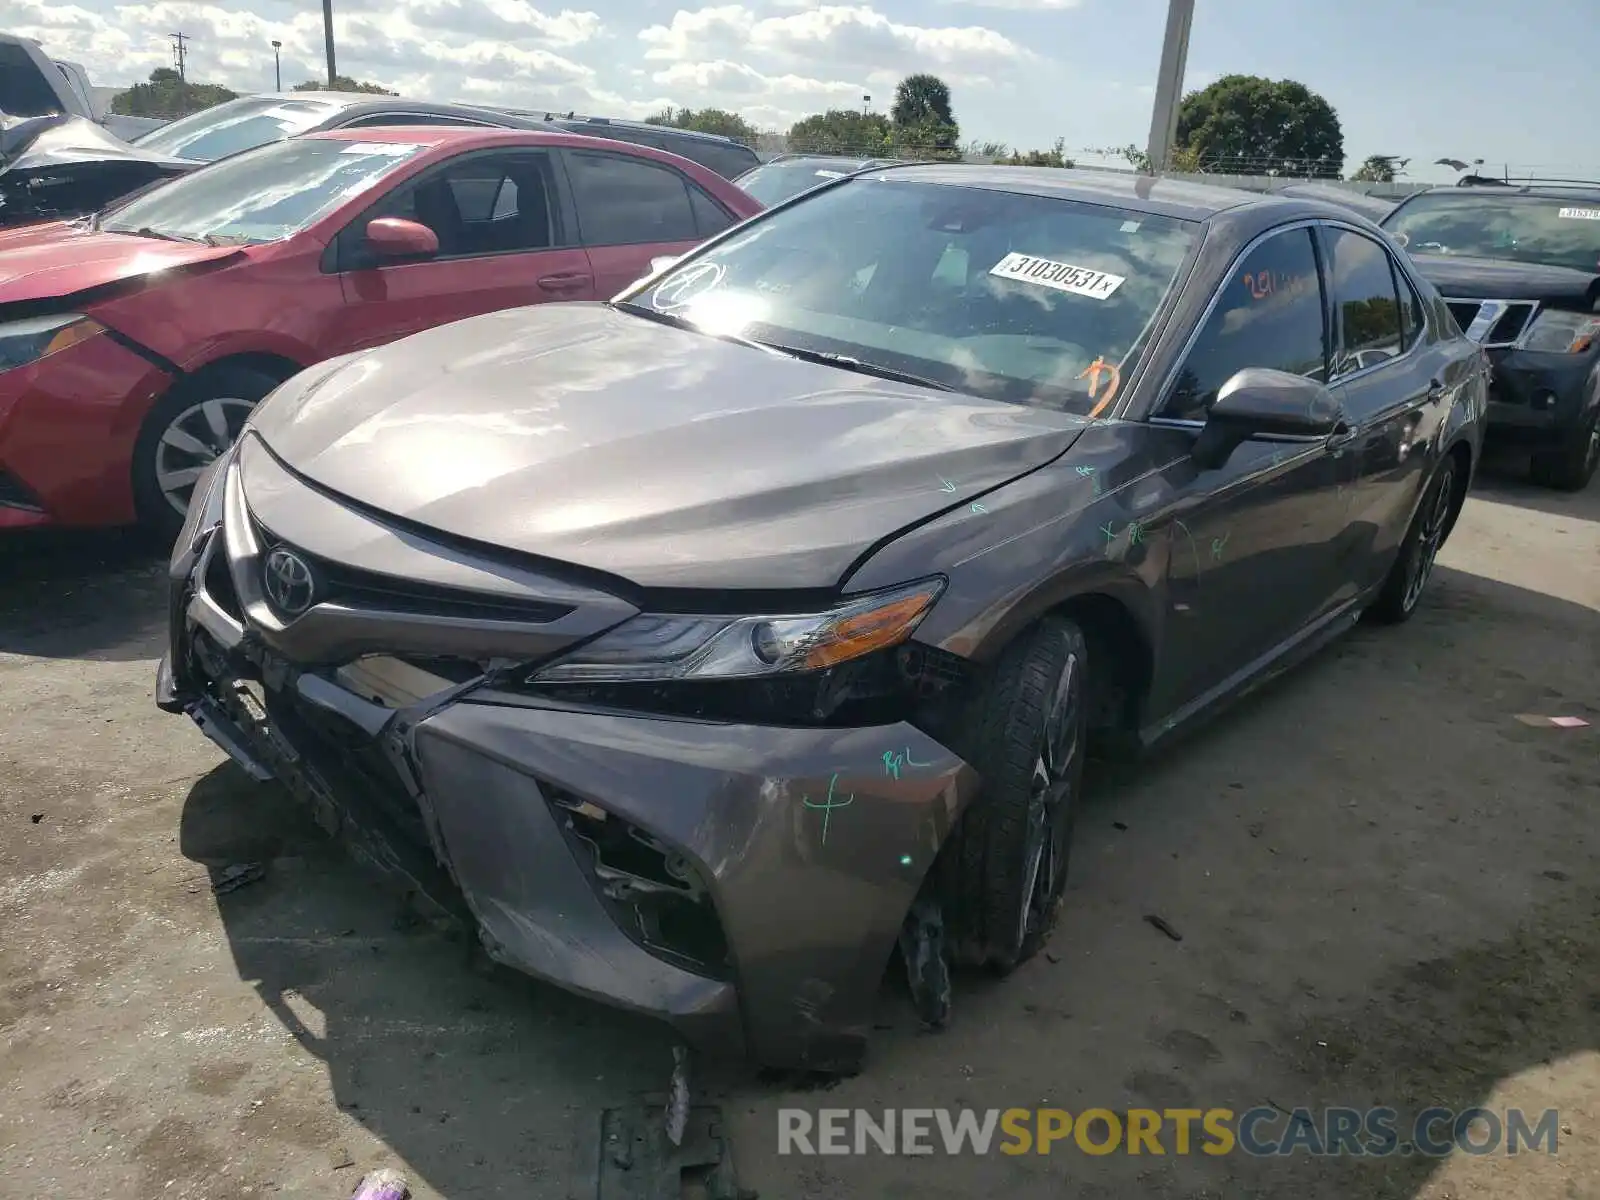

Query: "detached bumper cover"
(162, 458), (979, 1070)
(1484, 349), (1600, 442)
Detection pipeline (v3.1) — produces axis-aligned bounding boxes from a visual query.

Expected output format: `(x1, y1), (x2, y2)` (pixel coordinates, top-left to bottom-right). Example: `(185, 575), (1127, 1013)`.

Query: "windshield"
(735, 160), (870, 206)
(617, 176), (1198, 413)
(101, 137), (425, 245)
(1383, 193), (1600, 273)
(133, 96), (341, 162)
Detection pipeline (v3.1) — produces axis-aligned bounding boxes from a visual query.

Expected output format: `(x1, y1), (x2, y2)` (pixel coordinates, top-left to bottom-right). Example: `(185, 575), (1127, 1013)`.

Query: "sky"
(5, 0), (1597, 184)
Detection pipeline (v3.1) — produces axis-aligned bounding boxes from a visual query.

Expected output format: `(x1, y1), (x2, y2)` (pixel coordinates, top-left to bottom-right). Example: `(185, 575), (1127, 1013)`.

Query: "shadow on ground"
(1472, 449), (1600, 523)
(176, 561), (1599, 1198)
(0, 529), (166, 661)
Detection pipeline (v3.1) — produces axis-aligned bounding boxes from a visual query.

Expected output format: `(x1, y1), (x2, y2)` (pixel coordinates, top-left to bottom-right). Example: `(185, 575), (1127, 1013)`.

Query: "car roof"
(846, 164), (1313, 223)
(302, 124), (743, 178)
(241, 92), (557, 126)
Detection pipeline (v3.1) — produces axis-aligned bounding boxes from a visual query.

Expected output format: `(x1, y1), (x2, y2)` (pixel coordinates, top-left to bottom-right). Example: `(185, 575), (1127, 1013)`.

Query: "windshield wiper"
(106, 225), (206, 244)
(611, 301), (784, 356)
(612, 301), (956, 392)
(759, 344), (957, 392)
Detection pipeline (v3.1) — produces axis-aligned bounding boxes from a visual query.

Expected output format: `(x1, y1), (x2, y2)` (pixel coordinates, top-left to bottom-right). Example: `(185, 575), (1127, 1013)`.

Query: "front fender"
(843, 421), (1169, 666)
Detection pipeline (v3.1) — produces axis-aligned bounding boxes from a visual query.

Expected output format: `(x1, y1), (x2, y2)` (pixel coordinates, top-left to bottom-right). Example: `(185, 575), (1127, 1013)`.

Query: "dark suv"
(493, 110), (760, 180)
(1382, 183), (1600, 489)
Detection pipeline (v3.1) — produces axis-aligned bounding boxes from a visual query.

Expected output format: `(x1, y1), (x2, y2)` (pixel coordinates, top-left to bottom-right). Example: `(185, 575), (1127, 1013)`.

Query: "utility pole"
(322, 0), (338, 88)
(1143, 0), (1194, 174)
(271, 39), (282, 91)
(170, 31), (189, 81)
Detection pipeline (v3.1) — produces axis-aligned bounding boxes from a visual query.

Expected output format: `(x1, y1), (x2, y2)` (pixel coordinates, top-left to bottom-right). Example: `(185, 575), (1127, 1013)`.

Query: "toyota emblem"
(262, 547), (316, 617)
(648, 261), (725, 312)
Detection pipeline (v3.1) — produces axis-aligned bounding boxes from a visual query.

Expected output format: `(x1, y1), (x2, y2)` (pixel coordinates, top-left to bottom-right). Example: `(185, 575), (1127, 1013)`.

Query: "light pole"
(270, 39), (281, 91)
(322, 0), (337, 87)
(1144, 0), (1195, 174)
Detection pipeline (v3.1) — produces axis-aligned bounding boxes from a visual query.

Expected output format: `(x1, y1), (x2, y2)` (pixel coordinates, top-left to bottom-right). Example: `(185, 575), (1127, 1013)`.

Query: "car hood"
(249, 303), (1088, 590)
(0, 114), (193, 173)
(0, 227), (241, 306)
(1409, 254), (1600, 307)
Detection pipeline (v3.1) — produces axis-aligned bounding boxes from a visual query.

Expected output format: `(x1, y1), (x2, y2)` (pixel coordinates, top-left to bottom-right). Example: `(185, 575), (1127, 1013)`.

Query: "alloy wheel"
(1402, 464), (1455, 613)
(1014, 648), (1081, 950)
(154, 397), (256, 516)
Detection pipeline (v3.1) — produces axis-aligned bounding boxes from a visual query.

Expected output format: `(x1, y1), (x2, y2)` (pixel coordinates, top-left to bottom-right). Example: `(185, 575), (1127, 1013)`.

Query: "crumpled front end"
(160, 432), (981, 1071)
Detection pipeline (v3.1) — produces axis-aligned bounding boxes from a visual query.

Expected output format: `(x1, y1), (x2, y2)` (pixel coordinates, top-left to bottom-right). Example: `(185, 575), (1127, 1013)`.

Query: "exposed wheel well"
(1052, 592), (1150, 754)
(183, 351), (303, 390)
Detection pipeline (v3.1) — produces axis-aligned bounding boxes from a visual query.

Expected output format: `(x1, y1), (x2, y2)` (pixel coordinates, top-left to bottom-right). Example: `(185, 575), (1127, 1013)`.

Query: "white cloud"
(935, 0), (1082, 8)
(2, 0), (1048, 132)
(638, 5), (1030, 80)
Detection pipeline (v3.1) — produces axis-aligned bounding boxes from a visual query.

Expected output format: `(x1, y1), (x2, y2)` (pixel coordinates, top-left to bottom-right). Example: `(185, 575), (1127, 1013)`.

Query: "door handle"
(537, 272), (590, 292)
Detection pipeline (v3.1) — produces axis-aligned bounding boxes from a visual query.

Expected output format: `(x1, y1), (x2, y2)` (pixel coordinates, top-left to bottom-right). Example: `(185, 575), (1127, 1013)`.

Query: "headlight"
(1519, 310), (1600, 354)
(0, 313), (105, 374)
(533, 578), (946, 684)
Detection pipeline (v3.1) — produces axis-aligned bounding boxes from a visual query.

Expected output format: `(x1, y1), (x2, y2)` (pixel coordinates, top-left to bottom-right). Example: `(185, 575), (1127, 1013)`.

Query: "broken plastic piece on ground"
(595, 1104), (743, 1199)
(212, 862), (266, 894)
(1144, 913), (1183, 942)
(898, 896), (951, 1029)
(666, 1044), (690, 1148)
(351, 1168), (410, 1200)
(1514, 714), (1592, 728)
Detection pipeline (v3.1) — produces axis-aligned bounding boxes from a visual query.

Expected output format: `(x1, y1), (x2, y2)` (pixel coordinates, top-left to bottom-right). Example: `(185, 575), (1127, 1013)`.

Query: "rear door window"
(565, 151), (699, 245)
(1324, 227), (1404, 378)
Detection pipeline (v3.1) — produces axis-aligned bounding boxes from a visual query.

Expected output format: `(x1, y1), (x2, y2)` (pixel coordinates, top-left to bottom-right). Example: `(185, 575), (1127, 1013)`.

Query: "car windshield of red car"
(617, 176), (1199, 415)
(133, 96), (342, 162)
(100, 137), (426, 246)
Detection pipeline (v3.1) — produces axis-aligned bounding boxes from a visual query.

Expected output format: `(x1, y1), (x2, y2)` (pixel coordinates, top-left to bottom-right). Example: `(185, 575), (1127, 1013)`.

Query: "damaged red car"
(0, 126), (759, 538)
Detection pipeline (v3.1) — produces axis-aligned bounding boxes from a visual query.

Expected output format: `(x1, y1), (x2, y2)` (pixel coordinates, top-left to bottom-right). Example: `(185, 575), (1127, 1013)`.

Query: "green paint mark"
(1211, 531), (1230, 561)
(802, 774), (855, 845)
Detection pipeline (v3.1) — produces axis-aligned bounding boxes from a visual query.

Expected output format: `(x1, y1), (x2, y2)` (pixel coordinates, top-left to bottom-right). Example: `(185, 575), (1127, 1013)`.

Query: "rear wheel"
(132, 364), (284, 544)
(942, 616), (1086, 974)
(1369, 456), (1457, 625)
(1529, 406), (1600, 492)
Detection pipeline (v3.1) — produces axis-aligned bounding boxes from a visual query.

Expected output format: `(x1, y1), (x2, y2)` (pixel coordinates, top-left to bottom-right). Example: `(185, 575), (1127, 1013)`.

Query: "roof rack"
(1456, 174), (1600, 190)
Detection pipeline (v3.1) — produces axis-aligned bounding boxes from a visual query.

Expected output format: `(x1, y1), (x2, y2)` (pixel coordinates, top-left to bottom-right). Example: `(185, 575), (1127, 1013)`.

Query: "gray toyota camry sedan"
(158, 165), (1487, 1074)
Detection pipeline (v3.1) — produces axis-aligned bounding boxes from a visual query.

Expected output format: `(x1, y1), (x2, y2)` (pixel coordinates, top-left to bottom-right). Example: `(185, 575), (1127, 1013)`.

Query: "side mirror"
(1191, 368), (1342, 470)
(365, 217), (438, 259)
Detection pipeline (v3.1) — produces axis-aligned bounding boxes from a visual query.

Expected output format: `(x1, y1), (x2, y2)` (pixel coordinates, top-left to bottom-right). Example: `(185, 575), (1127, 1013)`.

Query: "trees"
(1350, 154), (1407, 183)
(646, 106), (758, 142)
(890, 73), (959, 159)
(294, 76), (396, 95)
(787, 74), (961, 160)
(891, 73), (953, 128)
(1174, 74), (1344, 178)
(110, 68), (236, 119)
(786, 109), (891, 154)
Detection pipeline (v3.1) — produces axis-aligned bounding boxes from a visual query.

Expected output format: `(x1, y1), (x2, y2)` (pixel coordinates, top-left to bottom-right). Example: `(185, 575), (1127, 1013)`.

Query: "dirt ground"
(2, 458), (1596, 1200)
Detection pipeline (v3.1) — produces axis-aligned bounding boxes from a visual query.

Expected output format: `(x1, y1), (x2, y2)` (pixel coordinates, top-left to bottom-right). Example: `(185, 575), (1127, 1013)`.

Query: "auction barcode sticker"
(1558, 207), (1600, 220)
(989, 253), (1125, 299)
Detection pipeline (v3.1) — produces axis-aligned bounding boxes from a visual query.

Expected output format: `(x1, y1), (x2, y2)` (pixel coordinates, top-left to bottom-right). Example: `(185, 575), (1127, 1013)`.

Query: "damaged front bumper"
(160, 442), (980, 1072)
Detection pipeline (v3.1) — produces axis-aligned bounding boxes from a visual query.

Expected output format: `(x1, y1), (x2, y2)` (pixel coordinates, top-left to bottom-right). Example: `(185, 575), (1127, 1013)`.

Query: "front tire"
(943, 616), (1087, 974)
(132, 364), (284, 545)
(1369, 455), (1457, 625)
(1529, 406), (1600, 492)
